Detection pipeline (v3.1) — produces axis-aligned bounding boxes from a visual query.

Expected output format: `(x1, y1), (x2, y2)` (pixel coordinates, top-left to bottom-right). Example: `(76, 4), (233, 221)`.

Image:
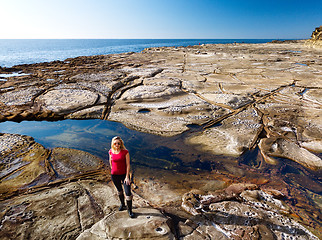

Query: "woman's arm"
(109, 153), (112, 169)
(124, 152), (131, 185)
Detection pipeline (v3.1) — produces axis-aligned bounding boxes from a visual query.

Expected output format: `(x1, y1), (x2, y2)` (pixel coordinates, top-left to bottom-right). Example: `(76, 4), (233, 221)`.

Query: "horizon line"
(0, 38), (306, 40)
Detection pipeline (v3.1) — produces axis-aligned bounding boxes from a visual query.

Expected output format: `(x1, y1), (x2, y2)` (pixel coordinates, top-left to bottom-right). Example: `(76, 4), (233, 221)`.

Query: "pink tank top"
(109, 149), (129, 175)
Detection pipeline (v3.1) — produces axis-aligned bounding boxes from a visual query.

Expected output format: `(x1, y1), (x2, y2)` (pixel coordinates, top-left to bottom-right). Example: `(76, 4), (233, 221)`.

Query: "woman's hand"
(124, 176), (131, 185)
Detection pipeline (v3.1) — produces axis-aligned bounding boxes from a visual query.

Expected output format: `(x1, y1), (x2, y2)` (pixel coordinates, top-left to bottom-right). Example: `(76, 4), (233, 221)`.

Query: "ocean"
(0, 39), (276, 67)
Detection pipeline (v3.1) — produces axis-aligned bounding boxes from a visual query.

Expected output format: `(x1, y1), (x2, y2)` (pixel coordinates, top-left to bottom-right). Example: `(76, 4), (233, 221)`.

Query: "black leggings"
(111, 174), (132, 196)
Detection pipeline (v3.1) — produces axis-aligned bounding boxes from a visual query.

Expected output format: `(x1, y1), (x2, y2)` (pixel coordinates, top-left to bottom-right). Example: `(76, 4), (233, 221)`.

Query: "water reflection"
(0, 119), (213, 171)
(0, 119), (147, 161)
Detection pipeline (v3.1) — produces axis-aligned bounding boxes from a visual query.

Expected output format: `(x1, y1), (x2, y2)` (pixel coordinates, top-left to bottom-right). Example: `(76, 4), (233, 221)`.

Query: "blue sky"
(1, 0), (321, 39)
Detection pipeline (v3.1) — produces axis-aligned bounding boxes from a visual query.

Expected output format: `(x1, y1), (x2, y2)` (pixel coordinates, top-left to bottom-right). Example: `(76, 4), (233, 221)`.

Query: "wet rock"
(77, 208), (174, 240)
(0, 134), (50, 197)
(49, 147), (104, 178)
(224, 183), (258, 197)
(255, 84), (322, 168)
(134, 177), (182, 207)
(132, 167), (222, 209)
(261, 188), (285, 199)
(181, 222), (230, 239)
(181, 183), (258, 215)
(0, 134), (108, 200)
(178, 221), (195, 237)
(259, 137), (322, 170)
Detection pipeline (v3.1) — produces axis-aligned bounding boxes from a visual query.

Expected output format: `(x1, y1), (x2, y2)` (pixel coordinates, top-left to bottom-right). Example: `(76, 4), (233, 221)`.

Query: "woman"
(109, 136), (134, 218)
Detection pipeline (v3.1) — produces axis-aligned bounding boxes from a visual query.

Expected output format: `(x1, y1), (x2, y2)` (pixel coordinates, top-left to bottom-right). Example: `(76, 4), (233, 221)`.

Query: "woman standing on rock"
(109, 136), (134, 218)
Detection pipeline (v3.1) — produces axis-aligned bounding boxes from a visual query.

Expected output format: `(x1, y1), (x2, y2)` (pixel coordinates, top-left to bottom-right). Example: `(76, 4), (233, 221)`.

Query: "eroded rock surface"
(186, 108), (262, 156)
(180, 184), (319, 239)
(1, 40), (322, 239)
(0, 134), (176, 239)
(0, 133), (106, 199)
(0, 134), (320, 239)
(77, 208), (174, 240)
(1, 41), (321, 169)
(259, 137), (322, 170)
(0, 181), (104, 240)
(37, 89), (100, 114)
(0, 179), (170, 240)
(0, 133), (50, 196)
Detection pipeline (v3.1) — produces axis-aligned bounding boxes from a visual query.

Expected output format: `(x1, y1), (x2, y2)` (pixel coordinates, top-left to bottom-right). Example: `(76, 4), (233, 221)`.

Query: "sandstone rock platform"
(1, 40), (321, 239)
(1, 41), (321, 170)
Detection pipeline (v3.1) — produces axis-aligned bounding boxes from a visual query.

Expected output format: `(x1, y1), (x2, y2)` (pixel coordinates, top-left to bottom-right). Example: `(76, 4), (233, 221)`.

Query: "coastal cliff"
(0, 36), (321, 239)
(306, 25), (322, 48)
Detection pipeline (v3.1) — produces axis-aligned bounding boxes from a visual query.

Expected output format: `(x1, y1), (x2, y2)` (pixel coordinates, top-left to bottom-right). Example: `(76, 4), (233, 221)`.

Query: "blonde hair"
(111, 136), (126, 153)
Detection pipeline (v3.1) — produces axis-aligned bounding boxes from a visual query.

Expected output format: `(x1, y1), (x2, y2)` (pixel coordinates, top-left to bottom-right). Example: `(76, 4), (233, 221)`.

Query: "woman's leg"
(123, 181), (132, 197)
(111, 175), (126, 211)
(123, 180), (134, 218)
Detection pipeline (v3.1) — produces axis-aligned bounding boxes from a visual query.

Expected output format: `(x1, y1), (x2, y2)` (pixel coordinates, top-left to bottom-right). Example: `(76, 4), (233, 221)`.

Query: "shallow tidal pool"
(0, 119), (221, 171)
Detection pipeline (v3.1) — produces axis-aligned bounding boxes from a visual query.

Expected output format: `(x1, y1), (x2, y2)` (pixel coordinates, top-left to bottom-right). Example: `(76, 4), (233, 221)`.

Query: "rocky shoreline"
(1, 40), (321, 169)
(0, 39), (321, 239)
